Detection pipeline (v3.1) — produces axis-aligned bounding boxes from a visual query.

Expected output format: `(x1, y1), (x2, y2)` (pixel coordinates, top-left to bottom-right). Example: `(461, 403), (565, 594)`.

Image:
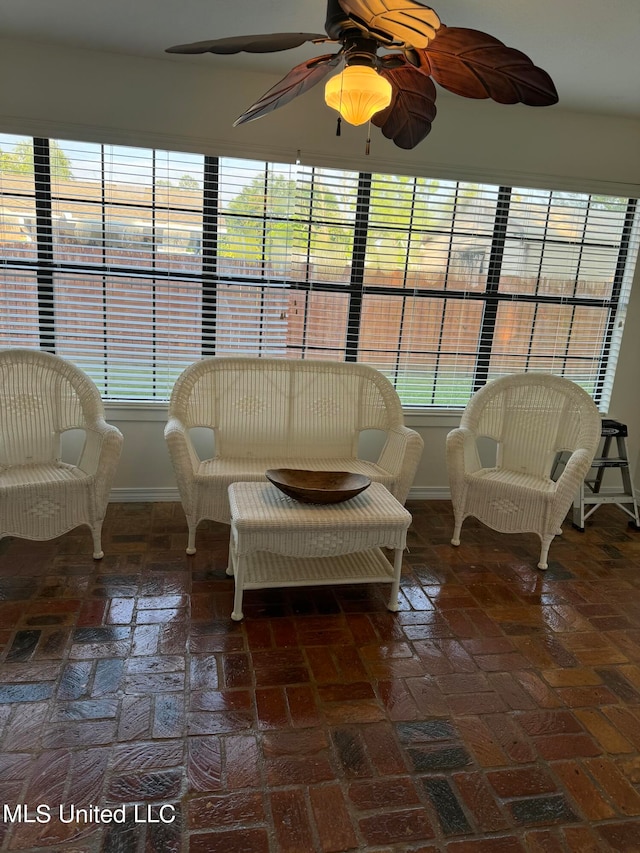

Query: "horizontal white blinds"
(0, 139), (301, 398)
(0, 139), (40, 352)
(1, 132), (638, 407)
(293, 166), (637, 408)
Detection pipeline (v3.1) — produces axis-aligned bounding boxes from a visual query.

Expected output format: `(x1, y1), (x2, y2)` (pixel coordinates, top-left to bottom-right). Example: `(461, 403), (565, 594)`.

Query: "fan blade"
(166, 33), (327, 55)
(422, 26), (559, 106)
(234, 54), (342, 126)
(337, 0), (440, 48)
(372, 62), (437, 149)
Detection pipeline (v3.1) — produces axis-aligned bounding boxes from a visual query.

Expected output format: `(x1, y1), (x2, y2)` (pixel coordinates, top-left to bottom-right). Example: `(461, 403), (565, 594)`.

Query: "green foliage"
(0, 140), (73, 179)
(216, 169), (486, 273)
(370, 174), (439, 229)
(219, 172), (347, 263)
(366, 177), (483, 268)
(554, 190), (626, 212)
(157, 173), (201, 189)
(178, 174), (200, 189)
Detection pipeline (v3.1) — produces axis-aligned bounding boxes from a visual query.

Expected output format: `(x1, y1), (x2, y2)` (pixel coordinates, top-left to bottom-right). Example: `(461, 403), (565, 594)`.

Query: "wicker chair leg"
(186, 524), (197, 555)
(91, 523), (104, 560)
(231, 562), (245, 621)
(451, 516), (463, 546)
(538, 534), (554, 570)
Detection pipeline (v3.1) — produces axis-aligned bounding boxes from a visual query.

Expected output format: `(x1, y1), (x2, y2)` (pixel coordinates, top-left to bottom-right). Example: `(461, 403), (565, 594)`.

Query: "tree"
(219, 172), (346, 268)
(554, 190), (626, 212)
(366, 174), (442, 267)
(0, 140), (73, 179)
(156, 173), (201, 189)
(178, 173), (200, 189)
(217, 168), (483, 276)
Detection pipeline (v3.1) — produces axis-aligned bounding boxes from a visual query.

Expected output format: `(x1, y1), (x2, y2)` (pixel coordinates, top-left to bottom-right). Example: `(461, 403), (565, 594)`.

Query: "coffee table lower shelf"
(226, 547), (399, 620)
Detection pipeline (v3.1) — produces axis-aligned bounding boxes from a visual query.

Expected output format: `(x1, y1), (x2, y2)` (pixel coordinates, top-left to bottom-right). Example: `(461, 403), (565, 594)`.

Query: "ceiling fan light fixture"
(324, 65), (392, 126)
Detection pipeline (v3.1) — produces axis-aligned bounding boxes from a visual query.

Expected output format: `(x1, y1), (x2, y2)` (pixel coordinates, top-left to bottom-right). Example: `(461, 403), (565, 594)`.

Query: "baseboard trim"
(109, 485), (451, 503)
(407, 487), (451, 501)
(110, 487), (181, 503)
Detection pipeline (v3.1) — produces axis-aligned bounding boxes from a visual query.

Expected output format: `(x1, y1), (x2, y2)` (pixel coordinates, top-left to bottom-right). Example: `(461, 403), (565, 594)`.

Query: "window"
(1, 133), (638, 408)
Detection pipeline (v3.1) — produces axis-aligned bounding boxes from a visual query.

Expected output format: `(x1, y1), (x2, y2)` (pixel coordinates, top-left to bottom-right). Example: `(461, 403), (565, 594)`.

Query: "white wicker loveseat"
(446, 373), (601, 570)
(0, 348), (123, 558)
(165, 357), (424, 553)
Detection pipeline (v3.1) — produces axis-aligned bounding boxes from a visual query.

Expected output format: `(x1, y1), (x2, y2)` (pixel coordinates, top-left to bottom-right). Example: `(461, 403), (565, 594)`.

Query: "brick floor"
(1, 500), (640, 851)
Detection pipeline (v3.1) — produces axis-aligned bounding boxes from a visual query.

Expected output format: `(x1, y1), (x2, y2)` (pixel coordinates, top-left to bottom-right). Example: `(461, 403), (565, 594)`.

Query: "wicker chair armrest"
(78, 420), (123, 476)
(164, 417), (201, 470)
(377, 425), (424, 504)
(164, 417), (202, 515)
(551, 447), (595, 510)
(77, 421), (123, 511)
(446, 426), (482, 476)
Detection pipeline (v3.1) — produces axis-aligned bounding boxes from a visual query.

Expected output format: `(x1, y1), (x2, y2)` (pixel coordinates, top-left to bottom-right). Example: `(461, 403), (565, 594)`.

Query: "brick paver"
(1, 500), (640, 850)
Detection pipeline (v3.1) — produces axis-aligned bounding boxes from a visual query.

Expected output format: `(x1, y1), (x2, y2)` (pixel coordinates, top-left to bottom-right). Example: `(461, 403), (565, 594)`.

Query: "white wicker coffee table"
(226, 481), (412, 621)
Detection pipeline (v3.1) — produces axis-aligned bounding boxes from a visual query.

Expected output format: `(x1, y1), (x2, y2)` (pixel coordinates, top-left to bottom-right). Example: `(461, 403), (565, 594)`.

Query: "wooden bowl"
(265, 469), (372, 504)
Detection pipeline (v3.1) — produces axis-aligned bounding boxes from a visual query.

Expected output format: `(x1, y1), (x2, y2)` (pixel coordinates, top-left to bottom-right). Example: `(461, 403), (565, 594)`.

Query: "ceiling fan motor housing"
(342, 33), (381, 68)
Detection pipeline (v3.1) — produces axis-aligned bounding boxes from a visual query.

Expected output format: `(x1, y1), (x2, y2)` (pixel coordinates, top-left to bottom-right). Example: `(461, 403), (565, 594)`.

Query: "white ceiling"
(2, 0), (640, 118)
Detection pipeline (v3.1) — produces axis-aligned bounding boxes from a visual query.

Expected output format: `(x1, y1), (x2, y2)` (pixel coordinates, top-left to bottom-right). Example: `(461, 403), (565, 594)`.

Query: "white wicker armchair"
(0, 348), (123, 558)
(165, 357), (423, 553)
(446, 373), (601, 570)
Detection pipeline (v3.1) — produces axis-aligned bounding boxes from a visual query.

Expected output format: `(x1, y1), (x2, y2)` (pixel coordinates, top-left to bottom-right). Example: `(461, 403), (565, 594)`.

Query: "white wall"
(2, 38), (640, 500)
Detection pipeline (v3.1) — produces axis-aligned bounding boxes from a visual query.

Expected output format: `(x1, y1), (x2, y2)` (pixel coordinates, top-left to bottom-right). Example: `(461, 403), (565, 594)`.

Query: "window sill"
(104, 400), (462, 427)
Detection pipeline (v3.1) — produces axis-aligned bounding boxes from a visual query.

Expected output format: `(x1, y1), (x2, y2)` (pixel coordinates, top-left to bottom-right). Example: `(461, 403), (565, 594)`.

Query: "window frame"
(1, 135), (637, 410)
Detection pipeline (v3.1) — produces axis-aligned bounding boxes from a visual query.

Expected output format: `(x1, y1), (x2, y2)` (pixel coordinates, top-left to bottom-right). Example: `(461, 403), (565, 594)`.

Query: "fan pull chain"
(365, 120), (371, 155)
(335, 67), (345, 137)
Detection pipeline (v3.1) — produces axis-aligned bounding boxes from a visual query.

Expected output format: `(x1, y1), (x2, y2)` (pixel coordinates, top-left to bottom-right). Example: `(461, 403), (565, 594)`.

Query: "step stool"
(573, 419), (640, 532)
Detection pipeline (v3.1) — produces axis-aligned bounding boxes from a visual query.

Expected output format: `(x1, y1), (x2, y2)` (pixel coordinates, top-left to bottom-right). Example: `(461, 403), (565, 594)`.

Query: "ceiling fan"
(166, 0), (558, 150)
